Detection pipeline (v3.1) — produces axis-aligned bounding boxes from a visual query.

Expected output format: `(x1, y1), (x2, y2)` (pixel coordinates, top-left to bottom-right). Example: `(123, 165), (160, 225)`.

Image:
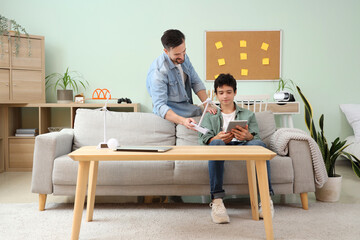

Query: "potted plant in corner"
(46, 67), (89, 103)
(297, 86), (360, 202)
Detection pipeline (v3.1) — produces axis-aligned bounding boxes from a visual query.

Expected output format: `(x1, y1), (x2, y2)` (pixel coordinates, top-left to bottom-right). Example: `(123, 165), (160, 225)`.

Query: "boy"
(199, 73), (274, 224)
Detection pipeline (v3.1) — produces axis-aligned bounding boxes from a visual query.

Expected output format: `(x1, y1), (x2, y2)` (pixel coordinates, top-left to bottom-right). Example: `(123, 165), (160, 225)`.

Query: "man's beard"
(171, 56), (184, 64)
(175, 58), (184, 64)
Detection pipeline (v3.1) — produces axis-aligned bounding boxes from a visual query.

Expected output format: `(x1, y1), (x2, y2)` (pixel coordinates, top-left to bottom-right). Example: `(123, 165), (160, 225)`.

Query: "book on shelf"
(15, 133), (38, 137)
(15, 128), (39, 134)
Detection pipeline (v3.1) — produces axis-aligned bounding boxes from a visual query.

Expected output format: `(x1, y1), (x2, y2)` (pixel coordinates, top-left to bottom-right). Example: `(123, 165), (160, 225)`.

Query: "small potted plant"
(274, 78), (296, 104)
(0, 14), (31, 56)
(46, 67), (89, 103)
(297, 86), (360, 202)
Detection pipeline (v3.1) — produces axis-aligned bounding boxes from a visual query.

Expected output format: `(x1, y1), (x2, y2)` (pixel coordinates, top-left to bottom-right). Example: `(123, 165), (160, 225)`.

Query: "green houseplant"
(0, 14), (30, 56)
(276, 78), (296, 93)
(46, 67), (89, 103)
(297, 86), (360, 201)
(274, 78), (296, 103)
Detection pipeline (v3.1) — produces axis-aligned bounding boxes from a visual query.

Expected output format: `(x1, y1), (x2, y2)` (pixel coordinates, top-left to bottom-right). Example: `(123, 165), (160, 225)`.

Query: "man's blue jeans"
(208, 139), (274, 199)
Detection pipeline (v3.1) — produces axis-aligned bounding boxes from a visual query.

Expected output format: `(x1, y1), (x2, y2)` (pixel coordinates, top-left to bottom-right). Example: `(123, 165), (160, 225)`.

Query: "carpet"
(0, 201), (359, 240)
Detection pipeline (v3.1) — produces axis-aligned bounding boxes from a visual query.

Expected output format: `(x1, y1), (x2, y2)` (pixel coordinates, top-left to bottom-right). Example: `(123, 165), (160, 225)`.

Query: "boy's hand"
(212, 131), (234, 144)
(231, 125), (253, 141)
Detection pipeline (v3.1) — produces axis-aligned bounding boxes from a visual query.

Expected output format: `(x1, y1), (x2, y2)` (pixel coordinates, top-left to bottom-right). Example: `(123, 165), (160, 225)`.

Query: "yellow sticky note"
(218, 58), (225, 66)
(262, 58), (269, 65)
(240, 53), (247, 60)
(215, 41), (223, 49)
(241, 69), (248, 76)
(261, 42), (269, 51)
(214, 74), (219, 79)
(240, 40), (247, 47)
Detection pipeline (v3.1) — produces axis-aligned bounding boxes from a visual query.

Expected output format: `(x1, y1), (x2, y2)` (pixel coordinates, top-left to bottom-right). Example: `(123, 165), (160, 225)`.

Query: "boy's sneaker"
(259, 199), (274, 219)
(209, 198), (230, 224)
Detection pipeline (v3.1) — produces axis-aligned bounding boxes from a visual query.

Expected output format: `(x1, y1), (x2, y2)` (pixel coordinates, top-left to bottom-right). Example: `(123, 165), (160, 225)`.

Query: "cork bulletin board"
(205, 30), (281, 81)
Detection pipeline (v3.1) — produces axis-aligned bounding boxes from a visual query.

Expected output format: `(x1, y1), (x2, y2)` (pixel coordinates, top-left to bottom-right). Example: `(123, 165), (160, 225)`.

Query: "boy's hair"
(161, 29), (185, 50)
(214, 73), (237, 93)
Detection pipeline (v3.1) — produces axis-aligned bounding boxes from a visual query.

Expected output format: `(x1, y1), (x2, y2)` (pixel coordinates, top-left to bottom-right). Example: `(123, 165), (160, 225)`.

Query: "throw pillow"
(254, 111), (276, 147)
(340, 104), (360, 140)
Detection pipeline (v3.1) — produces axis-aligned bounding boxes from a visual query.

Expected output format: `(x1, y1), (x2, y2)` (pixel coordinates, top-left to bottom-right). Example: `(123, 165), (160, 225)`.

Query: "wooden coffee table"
(68, 145), (276, 240)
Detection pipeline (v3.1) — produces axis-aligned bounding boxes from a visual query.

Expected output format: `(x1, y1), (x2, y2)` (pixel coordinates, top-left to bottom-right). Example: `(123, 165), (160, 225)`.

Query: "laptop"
(116, 146), (172, 153)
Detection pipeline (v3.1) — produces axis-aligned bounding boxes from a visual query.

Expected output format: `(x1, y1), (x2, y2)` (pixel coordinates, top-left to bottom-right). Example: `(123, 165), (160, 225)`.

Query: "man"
(146, 29), (214, 129)
(199, 73), (274, 224)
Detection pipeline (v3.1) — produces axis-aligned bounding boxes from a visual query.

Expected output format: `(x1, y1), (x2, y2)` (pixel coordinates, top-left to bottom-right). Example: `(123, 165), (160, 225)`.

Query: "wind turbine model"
(97, 95), (110, 148)
(190, 90), (221, 134)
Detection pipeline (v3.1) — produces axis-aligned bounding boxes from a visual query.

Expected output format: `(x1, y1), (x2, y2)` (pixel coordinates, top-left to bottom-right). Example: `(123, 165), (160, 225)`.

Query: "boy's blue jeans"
(208, 139), (274, 199)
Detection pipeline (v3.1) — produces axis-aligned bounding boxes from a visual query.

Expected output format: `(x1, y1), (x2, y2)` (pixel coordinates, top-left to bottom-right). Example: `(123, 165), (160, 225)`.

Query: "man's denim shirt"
(146, 52), (206, 118)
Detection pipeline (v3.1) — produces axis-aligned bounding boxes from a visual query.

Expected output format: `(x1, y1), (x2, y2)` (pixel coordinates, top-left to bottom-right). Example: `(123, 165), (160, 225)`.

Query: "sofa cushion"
(176, 116), (201, 145)
(254, 111), (276, 147)
(173, 155), (293, 185)
(73, 109), (176, 150)
(53, 155), (175, 186)
(53, 155), (293, 187)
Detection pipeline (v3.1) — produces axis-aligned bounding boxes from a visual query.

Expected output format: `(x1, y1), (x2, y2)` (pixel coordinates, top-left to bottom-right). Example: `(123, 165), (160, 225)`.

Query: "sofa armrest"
(31, 129), (74, 194)
(288, 140), (316, 193)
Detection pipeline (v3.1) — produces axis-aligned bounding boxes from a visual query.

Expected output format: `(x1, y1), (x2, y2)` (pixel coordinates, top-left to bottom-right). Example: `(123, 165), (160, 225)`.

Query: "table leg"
(246, 160), (259, 220)
(71, 161), (90, 240)
(86, 161), (99, 222)
(280, 115), (287, 128)
(256, 160), (274, 240)
(287, 115), (294, 128)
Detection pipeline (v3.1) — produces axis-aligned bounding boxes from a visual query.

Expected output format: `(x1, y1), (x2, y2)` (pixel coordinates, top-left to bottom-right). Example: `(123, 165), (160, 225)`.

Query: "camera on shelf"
(273, 91), (295, 102)
(117, 98), (132, 104)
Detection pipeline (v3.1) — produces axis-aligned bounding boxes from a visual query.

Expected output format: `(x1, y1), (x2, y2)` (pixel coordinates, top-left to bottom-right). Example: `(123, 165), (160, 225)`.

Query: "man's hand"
(206, 105), (218, 115)
(211, 131), (234, 144)
(165, 110), (198, 131)
(231, 125), (253, 141)
(181, 117), (197, 131)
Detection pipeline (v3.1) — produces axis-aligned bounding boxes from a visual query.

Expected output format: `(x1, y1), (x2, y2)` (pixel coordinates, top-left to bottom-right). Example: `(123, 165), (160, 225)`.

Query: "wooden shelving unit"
(0, 32), (46, 172)
(0, 106), (4, 172)
(0, 103), (140, 172)
(0, 33), (45, 104)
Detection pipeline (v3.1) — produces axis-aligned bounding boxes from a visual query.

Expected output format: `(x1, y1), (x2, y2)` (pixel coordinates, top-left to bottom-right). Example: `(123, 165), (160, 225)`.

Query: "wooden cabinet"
(0, 103), (141, 172)
(0, 33), (45, 103)
(0, 36), (10, 67)
(0, 106), (4, 172)
(0, 69), (10, 100)
(0, 33), (45, 172)
(11, 37), (42, 69)
(9, 138), (35, 168)
(12, 70), (43, 101)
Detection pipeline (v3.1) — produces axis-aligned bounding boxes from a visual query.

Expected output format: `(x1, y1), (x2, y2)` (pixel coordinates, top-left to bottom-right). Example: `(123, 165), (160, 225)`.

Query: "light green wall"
(3, 0), (360, 141)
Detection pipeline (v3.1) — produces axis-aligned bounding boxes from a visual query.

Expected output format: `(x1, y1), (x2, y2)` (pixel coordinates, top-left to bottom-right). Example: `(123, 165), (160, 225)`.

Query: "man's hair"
(161, 29), (185, 50)
(214, 73), (237, 93)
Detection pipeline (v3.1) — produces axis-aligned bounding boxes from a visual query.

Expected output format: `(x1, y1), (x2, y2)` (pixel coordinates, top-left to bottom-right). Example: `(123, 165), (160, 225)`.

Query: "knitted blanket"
(269, 128), (328, 188)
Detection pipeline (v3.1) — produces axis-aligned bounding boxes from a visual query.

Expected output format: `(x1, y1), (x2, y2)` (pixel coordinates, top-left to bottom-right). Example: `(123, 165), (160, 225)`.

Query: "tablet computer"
(116, 146), (172, 152)
(225, 120), (248, 132)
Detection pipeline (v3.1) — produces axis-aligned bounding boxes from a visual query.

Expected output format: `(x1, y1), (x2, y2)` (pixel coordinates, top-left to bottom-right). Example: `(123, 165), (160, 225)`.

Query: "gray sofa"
(31, 109), (315, 210)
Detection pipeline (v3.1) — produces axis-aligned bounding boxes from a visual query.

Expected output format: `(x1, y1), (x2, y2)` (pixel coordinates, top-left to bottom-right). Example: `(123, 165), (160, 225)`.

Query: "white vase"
(315, 174), (342, 202)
